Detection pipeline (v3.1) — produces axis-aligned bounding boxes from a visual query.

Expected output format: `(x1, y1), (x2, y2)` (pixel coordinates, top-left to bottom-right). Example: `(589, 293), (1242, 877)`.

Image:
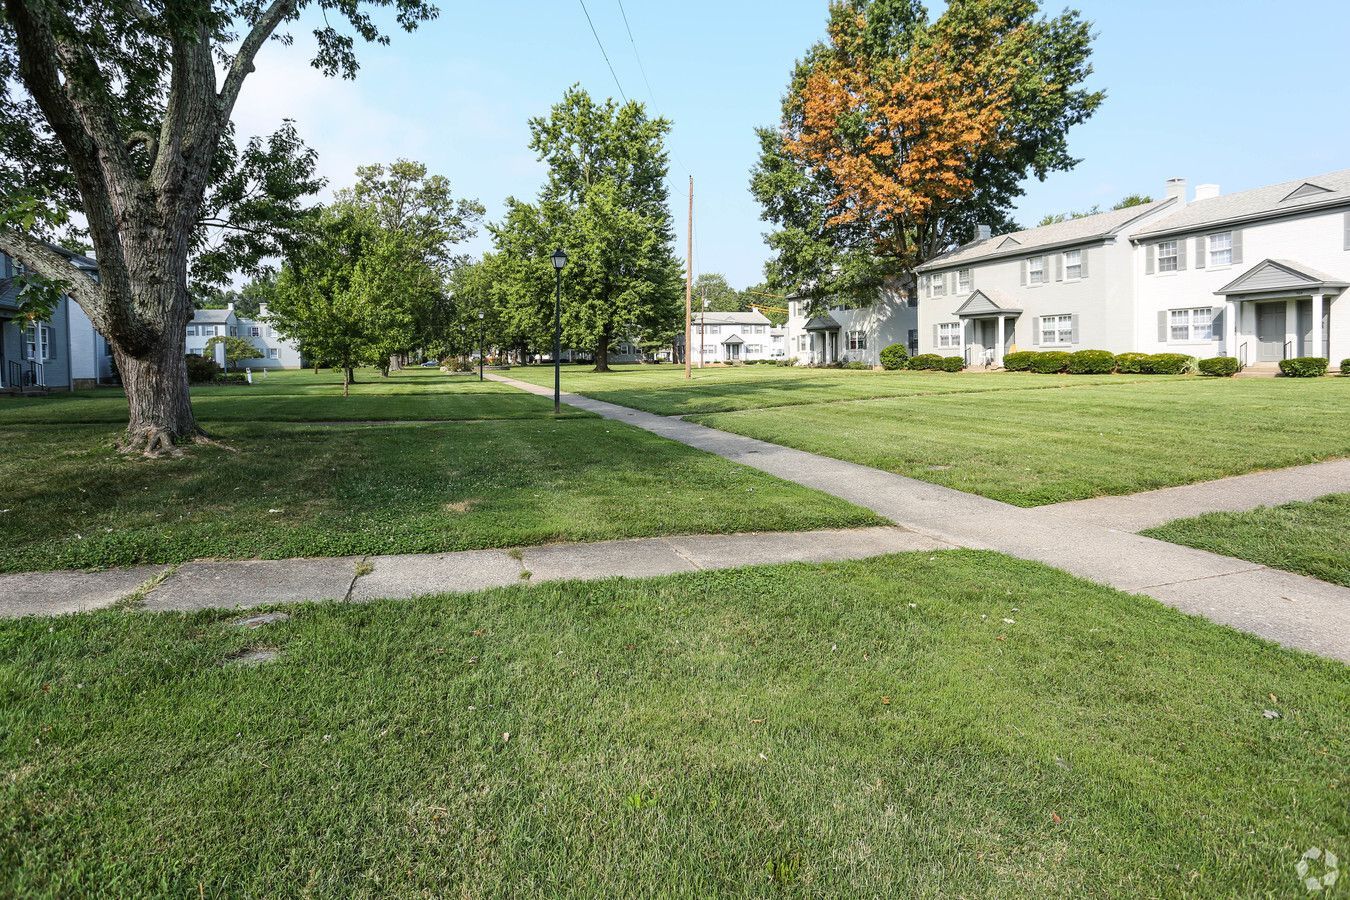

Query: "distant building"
(685, 309), (785, 363)
(187, 303), (302, 369)
(0, 247), (115, 392)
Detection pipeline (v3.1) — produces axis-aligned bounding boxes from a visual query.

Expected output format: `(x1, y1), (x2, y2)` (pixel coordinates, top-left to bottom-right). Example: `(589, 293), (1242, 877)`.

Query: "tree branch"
(219, 0), (298, 119)
(0, 231), (101, 312)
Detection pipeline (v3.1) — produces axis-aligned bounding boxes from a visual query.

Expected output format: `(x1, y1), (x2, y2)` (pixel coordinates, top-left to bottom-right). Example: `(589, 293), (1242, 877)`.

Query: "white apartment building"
(913, 170), (1350, 371)
(782, 283), (918, 366)
(187, 302), (302, 369)
(688, 310), (786, 363)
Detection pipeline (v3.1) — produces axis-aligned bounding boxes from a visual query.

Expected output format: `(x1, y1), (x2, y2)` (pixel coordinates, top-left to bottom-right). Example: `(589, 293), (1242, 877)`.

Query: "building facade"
(187, 303), (302, 369)
(782, 285), (918, 366)
(914, 171), (1350, 370)
(0, 247), (115, 392)
(688, 310), (785, 363)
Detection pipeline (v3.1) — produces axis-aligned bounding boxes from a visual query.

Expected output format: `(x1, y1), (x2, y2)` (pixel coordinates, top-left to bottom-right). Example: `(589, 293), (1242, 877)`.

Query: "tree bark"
(593, 325), (612, 373)
(115, 333), (201, 456)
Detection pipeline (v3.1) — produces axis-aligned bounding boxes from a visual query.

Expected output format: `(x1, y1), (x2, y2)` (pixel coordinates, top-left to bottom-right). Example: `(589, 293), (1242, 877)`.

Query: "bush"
(1142, 353), (1195, 375)
(938, 355), (964, 372)
(212, 372), (249, 385)
(1028, 351), (1071, 374)
(1115, 352), (1150, 374)
(842, 360), (869, 370)
(1197, 356), (1240, 377)
(906, 353), (943, 371)
(879, 343), (909, 371)
(1340, 359), (1350, 376)
(185, 353), (221, 384)
(1279, 357), (1328, 378)
(1002, 351), (1037, 372)
(1067, 349), (1116, 374)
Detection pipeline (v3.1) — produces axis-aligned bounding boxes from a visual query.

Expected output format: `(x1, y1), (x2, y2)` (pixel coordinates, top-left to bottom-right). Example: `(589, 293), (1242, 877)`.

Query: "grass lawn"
(1144, 493), (1350, 588)
(0, 369), (880, 572)
(2, 552), (1346, 897)
(505, 362), (1156, 416)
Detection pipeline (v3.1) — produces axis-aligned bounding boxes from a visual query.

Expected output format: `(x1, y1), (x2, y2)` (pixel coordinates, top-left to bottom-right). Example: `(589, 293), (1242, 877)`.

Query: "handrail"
(1237, 341), (1248, 369)
(1284, 340), (1293, 360)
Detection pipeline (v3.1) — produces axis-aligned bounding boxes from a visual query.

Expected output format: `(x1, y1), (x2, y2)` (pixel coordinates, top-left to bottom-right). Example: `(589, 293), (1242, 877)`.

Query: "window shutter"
(1070, 314), (1080, 344)
(1145, 244), (1155, 274)
(1210, 306), (1224, 340)
(1031, 317), (1040, 346)
(1157, 310), (1168, 343)
(1054, 255), (1063, 281)
(1020, 260), (1027, 286)
(1344, 212), (1350, 250)
(931, 323), (939, 348)
(46, 326), (57, 361)
(1195, 236), (1206, 269)
(1177, 239), (1187, 271)
(1080, 248), (1089, 279)
(1231, 229), (1243, 264)
(947, 272), (956, 294)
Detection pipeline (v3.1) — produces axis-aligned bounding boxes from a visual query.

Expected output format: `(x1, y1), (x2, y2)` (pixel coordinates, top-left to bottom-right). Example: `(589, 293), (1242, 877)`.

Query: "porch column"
(995, 315), (1006, 367)
(1285, 300), (1298, 359)
(959, 319), (967, 364)
(1311, 292), (1324, 359)
(1226, 299), (1240, 360)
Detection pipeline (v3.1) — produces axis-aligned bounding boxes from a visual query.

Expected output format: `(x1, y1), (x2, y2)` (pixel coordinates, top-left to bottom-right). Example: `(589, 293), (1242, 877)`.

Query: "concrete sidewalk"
(0, 526), (947, 618)
(489, 374), (1350, 663)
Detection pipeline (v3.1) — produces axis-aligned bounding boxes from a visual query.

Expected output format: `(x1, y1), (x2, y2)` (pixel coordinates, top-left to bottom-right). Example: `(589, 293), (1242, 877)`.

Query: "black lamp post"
(550, 248), (567, 414)
(477, 310), (485, 382)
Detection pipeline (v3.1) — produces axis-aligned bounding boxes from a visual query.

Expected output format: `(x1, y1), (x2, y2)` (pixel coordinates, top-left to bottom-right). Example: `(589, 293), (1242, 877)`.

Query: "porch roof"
(1214, 258), (1348, 299)
(721, 333), (744, 345)
(954, 289), (1022, 318)
(803, 314), (841, 332)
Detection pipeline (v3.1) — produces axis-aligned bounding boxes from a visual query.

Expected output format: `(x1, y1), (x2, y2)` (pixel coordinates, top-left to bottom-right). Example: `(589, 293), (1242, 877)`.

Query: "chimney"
(226, 301), (235, 312)
(1164, 177), (1188, 207)
(1194, 183), (1220, 201)
(258, 302), (269, 319)
(975, 223), (992, 241)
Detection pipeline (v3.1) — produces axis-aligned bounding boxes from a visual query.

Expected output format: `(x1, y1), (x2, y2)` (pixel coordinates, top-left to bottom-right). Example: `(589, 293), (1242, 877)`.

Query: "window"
(937, 322), (961, 348)
(1028, 256), (1046, 284)
(1168, 308), (1213, 342)
(704, 325), (720, 335)
(1208, 232), (1232, 267)
(24, 324), (51, 361)
(268, 348), (280, 359)
(186, 325), (197, 336)
(1040, 314), (1073, 345)
(847, 330), (867, 351)
(249, 326), (261, 337)
(930, 274), (946, 297)
(746, 344), (763, 354)
(957, 269), (971, 293)
(228, 326), (238, 337)
(797, 335), (808, 351)
(908, 329), (918, 354)
(1064, 249), (1082, 280)
(1157, 240), (1178, 272)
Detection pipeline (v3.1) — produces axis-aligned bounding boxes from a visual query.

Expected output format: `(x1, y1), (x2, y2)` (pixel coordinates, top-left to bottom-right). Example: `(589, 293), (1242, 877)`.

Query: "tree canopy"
(751, 0), (1102, 308)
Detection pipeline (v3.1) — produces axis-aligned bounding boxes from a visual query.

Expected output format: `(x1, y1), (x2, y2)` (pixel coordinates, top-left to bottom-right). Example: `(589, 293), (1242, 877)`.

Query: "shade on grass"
(688, 378), (1350, 506)
(1, 552), (1346, 896)
(505, 362), (1162, 415)
(1144, 493), (1350, 587)
(0, 418), (881, 572)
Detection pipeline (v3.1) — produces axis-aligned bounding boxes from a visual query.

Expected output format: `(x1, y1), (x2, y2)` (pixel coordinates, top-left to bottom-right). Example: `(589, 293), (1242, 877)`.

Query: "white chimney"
(1164, 177), (1188, 207)
(226, 301), (235, 312)
(259, 302), (269, 318)
(1194, 183), (1220, 201)
(975, 223), (992, 241)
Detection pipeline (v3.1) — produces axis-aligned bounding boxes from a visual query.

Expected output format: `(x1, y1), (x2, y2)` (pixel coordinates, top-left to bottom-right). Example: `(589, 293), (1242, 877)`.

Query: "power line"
(616, 0), (658, 108)
(577, 0), (627, 104)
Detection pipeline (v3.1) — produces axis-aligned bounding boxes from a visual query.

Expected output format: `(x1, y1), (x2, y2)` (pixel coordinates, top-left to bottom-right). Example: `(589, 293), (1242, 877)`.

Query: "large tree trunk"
(593, 325), (612, 373)
(115, 338), (200, 456)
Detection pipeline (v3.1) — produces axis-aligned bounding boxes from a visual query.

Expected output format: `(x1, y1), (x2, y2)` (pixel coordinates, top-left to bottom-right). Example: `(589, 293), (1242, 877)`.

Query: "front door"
(726, 342), (741, 362)
(1256, 302), (1285, 362)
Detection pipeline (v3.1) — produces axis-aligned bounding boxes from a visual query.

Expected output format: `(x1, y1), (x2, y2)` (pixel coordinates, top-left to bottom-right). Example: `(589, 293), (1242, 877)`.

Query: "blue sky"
(235, 0), (1350, 289)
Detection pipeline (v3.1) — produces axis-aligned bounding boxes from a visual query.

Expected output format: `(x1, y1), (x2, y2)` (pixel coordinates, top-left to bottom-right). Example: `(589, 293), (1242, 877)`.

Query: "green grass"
(505, 362), (1159, 416)
(1144, 493), (1350, 587)
(2, 552), (1346, 897)
(686, 377), (1350, 506)
(0, 369), (880, 572)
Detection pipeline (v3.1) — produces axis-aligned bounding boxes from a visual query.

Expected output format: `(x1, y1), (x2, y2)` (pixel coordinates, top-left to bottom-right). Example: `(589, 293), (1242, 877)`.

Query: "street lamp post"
(550, 248), (567, 415)
(477, 310), (485, 382)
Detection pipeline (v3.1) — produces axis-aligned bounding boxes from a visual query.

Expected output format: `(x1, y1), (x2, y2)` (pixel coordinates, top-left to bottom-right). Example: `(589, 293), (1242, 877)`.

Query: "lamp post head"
(477, 311), (484, 320)
(550, 248), (567, 271)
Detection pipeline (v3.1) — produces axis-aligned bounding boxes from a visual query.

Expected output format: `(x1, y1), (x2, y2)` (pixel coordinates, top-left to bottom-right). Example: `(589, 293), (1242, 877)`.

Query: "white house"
(782, 283), (918, 366)
(186, 302), (302, 369)
(688, 310), (782, 363)
(913, 170), (1350, 370)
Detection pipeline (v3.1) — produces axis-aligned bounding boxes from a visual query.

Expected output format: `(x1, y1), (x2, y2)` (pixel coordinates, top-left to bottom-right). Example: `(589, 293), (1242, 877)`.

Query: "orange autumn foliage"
(784, 9), (1022, 256)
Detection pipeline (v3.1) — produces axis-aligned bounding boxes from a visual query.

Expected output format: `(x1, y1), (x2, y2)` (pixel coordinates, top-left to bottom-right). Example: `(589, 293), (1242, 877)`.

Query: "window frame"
(847, 330), (867, 351)
(1039, 314), (1073, 346)
(1156, 240), (1179, 272)
(957, 269), (972, 293)
(24, 323), (51, 361)
(1208, 232), (1232, 267)
(1064, 249), (1082, 280)
(1028, 256), (1047, 285)
(936, 322), (961, 349)
(1168, 307), (1214, 343)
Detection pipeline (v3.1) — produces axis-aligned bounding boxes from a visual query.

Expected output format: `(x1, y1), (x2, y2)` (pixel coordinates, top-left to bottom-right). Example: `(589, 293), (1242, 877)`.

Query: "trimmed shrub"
(906, 353), (943, 371)
(1114, 352), (1150, 374)
(1028, 351), (1071, 374)
(1279, 356), (1328, 378)
(1067, 349), (1116, 374)
(185, 353), (221, 384)
(1340, 358), (1350, 375)
(879, 343), (909, 371)
(1197, 356), (1240, 377)
(1002, 351), (1037, 372)
(938, 355), (964, 372)
(213, 372), (249, 385)
(1142, 353), (1195, 375)
(843, 360), (869, 370)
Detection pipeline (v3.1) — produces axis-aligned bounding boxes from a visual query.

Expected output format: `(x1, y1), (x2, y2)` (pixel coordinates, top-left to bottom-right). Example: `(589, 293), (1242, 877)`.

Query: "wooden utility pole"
(684, 175), (693, 380)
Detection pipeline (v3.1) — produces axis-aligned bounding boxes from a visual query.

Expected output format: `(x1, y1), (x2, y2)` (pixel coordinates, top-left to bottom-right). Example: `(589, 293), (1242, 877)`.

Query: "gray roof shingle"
(692, 310), (772, 326)
(1133, 169), (1350, 239)
(191, 308), (235, 324)
(917, 199), (1175, 271)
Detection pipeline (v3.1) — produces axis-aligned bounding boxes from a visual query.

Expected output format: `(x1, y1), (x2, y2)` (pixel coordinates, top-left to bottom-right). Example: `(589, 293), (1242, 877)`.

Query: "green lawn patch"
(504, 362), (1155, 416)
(0, 418), (880, 572)
(688, 378), (1350, 506)
(1144, 493), (1350, 587)
(2, 552), (1345, 896)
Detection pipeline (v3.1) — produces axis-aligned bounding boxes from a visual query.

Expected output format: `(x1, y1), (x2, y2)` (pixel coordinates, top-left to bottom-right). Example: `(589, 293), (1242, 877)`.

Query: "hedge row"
(1279, 357), (1329, 378)
(906, 353), (964, 372)
(1003, 349), (1198, 375)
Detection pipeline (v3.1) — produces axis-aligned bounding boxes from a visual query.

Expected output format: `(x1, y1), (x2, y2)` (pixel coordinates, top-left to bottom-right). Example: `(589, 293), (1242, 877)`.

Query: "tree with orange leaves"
(751, 0), (1102, 307)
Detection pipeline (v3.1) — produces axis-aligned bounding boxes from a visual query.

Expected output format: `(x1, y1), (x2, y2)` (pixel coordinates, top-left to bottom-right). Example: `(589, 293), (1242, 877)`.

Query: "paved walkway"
(488, 374), (1350, 662)
(0, 526), (947, 616)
